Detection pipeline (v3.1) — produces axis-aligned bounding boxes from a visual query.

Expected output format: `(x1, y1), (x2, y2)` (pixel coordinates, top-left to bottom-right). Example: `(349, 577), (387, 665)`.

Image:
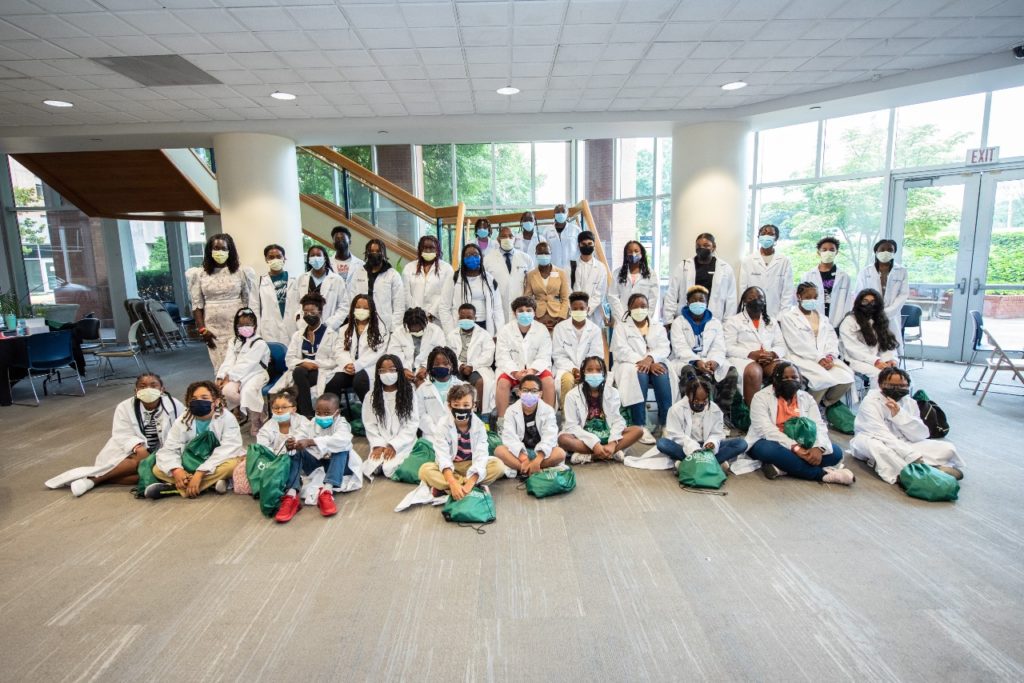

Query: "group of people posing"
(45, 214), (964, 519)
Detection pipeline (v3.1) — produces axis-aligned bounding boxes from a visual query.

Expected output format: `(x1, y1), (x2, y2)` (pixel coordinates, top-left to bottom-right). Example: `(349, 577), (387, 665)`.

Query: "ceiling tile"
(565, 1), (622, 24)
(846, 18), (915, 38)
(657, 22), (714, 42)
(342, 3), (405, 29)
(371, 49), (421, 66)
(401, 3), (458, 28)
(456, 1), (510, 27)
(47, 37), (118, 58)
(306, 30), (362, 50)
(465, 46), (509, 64)
(172, 9), (245, 32)
(154, 33), (219, 53)
(279, 51), (333, 68)
(754, 20), (817, 41)
(511, 61), (549, 77)
(258, 31), (314, 52)
(4, 14), (87, 38)
(513, 25), (560, 45)
(778, 0), (849, 20)
(689, 41), (742, 59)
(725, 0), (791, 21)
(381, 65), (426, 80)
(556, 44), (603, 62)
(634, 58), (681, 74)
(707, 21), (765, 41)
(602, 43), (649, 60)
(359, 28), (412, 45)
(58, 12), (140, 37)
(463, 28), (509, 46)
(287, 6), (349, 31)
(229, 7), (298, 32)
(608, 23), (660, 43)
(424, 63), (466, 79)
(778, 39), (837, 57)
(410, 27), (460, 48)
(591, 59), (635, 75)
(646, 42), (698, 59)
(101, 35), (172, 55)
(512, 1), (564, 26)
(418, 48), (464, 65)
(202, 32), (269, 52)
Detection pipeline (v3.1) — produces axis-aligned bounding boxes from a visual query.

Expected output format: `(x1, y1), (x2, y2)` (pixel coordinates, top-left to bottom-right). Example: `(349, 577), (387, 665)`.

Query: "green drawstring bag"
(245, 443), (292, 517)
(783, 416), (818, 448)
(132, 430), (220, 497)
(677, 449), (726, 490)
(441, 487), (496, 529)
(898, 462), (959, 502)
(487, 429), (502, 456)
(391, 438), (435, 484)
(583, 417), (611, 445)
(525, 468), (577, 498)
(730, 392), (751, 432)
(825, 402), (856, 435)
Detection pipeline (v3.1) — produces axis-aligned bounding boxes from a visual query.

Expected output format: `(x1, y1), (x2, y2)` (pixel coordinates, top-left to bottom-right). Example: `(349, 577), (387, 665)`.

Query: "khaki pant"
(559, 371), (576, 411)
(419, 457), (505, 491)
(154, 457), (240, 495)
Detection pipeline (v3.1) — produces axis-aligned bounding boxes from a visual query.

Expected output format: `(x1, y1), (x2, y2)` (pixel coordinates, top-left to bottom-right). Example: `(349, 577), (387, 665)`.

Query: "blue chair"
(262, 342), (288, 398)
(7, 330), (85, 406)
(900, 304), (924, 370)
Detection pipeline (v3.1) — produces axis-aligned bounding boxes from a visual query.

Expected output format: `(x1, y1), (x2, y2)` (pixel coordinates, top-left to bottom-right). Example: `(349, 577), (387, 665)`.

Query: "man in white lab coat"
(570, 230), (610, 326)
(740, 224), (795, 318)
(495, 296), (554, 426)
(664, 232), (737, 325)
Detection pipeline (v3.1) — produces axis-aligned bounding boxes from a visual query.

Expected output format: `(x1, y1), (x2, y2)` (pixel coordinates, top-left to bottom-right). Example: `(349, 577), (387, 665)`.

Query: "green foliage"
(894, 124), (969, 168)
(422, 144), (454, 206)
(146, 236), (169, 271)
(297, 153), (335, 201)
(18, 213), (47, 255)
(136, 270), (174, 302)
(336, 146), (371, 169)
(903, 232), (1024, 285)
(456, 143), (493, 207)
(14, 186), (41, 207)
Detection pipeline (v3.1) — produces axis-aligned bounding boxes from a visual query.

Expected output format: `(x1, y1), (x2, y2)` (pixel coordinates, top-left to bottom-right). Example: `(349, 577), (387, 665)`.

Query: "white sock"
(70, 478), (95, 497)
(286, 488), (297, 497)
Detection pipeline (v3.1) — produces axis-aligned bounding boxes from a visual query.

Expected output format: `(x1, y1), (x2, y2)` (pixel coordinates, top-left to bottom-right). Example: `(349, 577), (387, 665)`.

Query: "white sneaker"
(70, 478), (95, 497)
(639, 428), (656, 445)
(214, 479), (229, 494)
(570, 453), (592, 465)
(822, 466), (855, 486)
(503, 467), (518, 479)
(612, 450), (625, 462)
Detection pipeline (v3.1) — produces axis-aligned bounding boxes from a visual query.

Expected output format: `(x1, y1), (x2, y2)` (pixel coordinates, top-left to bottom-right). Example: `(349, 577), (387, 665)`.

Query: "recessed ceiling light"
(720, 81), (747, 91)
(271, 91), (296, 100)
(496, 86), (520, 96)
(563, 126), (574, 131)
(810, 105), (821, 110)
(377, 130), (388, 135)
(43, 99), (73, 107)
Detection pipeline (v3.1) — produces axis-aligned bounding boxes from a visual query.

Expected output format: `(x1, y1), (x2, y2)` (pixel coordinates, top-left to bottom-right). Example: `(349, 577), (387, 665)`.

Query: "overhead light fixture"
(809, 105), (821, 110)
(563, 126), (574, 131)
(720, 81), (747, 91)
(271, 91), (296, 100)
(377, 130), (388, 135)
(496, 86), (520, 96)
(43, 99), (73, 107)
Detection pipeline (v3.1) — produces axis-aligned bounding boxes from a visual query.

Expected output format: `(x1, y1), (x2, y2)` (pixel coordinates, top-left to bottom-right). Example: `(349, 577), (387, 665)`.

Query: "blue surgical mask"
(584, 373), (604, 388)
(554, 212), (567, 223)
(308, 255), (325, 269)
(315, 415), (335, 429)
(520, 392), (540, 408)
(688, 302), (707, 316)
(463, 255), (481, 270)
(521, 221), (535, 233)
(758, 235), (776, 249)
(627, 253), (641, 264)
(476, 228), (489, 239)
(458, 319), (476, 331)
(272, 412), (292, 423)
(516, 311), (535, 326)
(800, 299), (818, 312)
(535, 254), (551, 266)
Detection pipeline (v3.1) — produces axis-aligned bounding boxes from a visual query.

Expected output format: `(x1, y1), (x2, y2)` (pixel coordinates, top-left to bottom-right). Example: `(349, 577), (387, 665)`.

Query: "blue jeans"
(656, 437), (748, 464)
(629, 366), (672, 427)
(286, 449), (351, 489)
(748, 439), (843, 481)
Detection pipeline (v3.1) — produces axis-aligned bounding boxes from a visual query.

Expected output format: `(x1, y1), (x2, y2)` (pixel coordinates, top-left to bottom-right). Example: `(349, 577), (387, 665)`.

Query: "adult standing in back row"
(344, 239), (405, 330)
(740, 224), (795, 318)
(663, 232), (737, 325)
(543, 203), (581, 271)
(331, 226), (364, 285)
(852, 239), (909, 348)
(187, 233), (256, 370)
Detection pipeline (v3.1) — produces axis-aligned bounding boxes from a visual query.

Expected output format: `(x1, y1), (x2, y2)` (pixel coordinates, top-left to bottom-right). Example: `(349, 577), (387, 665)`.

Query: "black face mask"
(695, 247), (712, 261)
(858, 301), (880, 314)
(334, 241), (349, 258)
(367, 253), (383, 267)
(776, 380), (801, 400)
(189, 399), (212, 416)
(690, 401), (707, 413)
(579, 244), (595, 256)
(451, 407), (472, 422)
(303, 314), (320, 327)
(881, 386), (910, 402)
(745, 300), (764, 316)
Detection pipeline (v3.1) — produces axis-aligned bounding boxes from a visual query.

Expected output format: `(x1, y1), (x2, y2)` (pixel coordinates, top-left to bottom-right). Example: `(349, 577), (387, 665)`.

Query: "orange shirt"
(776, 396), (800, 432)
(752, 318), (760, 329)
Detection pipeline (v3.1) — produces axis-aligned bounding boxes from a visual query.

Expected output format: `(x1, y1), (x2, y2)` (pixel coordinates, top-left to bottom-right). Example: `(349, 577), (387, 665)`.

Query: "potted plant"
(0, 289), (27, 332)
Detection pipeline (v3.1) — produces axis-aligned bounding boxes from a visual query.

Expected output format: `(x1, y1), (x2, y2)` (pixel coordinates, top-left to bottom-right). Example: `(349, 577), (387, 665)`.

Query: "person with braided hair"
(361, 355), (420, 479)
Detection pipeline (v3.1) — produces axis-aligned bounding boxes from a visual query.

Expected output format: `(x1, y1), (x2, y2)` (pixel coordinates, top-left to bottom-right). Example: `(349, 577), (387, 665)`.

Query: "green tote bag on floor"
(391, 438), (435, 484)
(442, 487), (496, 527)
(525, 468), (577, 498)
(677, 449), (726, 490)
(245, 443), (292, 517)
(899, 462), (959, 502)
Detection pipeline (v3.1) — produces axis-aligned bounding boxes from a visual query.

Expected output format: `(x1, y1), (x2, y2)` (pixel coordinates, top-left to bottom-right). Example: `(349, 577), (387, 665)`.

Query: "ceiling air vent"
(89, 55), (222, 87)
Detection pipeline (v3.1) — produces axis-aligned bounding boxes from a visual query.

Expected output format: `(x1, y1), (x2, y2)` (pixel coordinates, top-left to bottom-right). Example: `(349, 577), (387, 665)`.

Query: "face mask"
(409, 329), (424, 338)
(535, 254), (552, 266)
(211, 249), (229, 264)
(521, 221), (535, 233)
(695, 247), (712, 261)
(308, 255), (325, 270)
(520, 392), (539, 408)
(271, 412), (292, 423)
(303, 314), (320, 327)
(353, 309), (370, 322)
(875, 251), (894, 263)
(579, 244), (595, 256)
(237, 325), (255, 338)
(430, 366), (451, 380)
(136, 387), (162, 404)
(267, 258), (284, 271)
(554, 212), (567, 223)
(630, 308), (649, 322)
(688, 302), (707, 316)
(758, 235), (776, 249)
(500, 238), (514, 251)
(690, 401), (707, 413)
(570, 310), (587, 322)
(881, 386), (910, 402)
(745, 300), (764, 316)
(421, 251), (436, 262)
(189, 399), (213, 416)
(451, 407), (472, 422)
(516, 311), (535, 327)
(819, 250), (837, 264)
(584, 373), (604, 388)
(315, 415), (335, 428)
(776, 380), (801, 400)
(463, 255), (481, 271)
(627, 253), (641, 264)
(858, 301), (880, 314)
(800, 299), (818, 312)
(379, 372), (399, 386)
(458, 319), (476, 331)
(367, 253), (383, 267)
(476, 228), (489, 239)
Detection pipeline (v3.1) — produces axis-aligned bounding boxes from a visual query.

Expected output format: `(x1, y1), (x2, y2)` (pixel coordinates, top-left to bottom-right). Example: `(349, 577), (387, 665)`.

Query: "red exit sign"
(966, 146), (999, 164)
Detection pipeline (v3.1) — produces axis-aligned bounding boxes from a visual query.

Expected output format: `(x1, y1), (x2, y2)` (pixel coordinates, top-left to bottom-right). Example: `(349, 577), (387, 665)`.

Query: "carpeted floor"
(0, 345), (1022, 681)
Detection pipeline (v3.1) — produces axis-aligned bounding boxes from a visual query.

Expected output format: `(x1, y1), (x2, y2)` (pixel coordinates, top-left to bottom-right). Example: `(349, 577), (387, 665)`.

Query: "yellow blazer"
(524, 266), (570, 319)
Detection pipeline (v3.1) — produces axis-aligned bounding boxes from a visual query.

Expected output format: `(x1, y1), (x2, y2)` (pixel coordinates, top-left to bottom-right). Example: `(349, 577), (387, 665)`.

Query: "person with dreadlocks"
(146, 380), (245, 499)
(839, 288), (900, 387)
(326, 293), (389, 404)
(608, 240), (660, 322)
(270, 292), (340, 418)
(416, 345), (465, 433)
(342, 238), (405, 329)
(440, 242), (504, 334)
(361, 354), (420, 479)
(215, 307), (269, 424)
(386, 306), (447, 385)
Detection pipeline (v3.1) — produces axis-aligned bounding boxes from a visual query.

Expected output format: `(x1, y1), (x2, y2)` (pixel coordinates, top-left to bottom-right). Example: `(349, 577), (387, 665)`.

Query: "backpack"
(912, 390), (949, 439)
(441, 488), (496, 531)
(525, 468), (577, 498)
(898, 462), (959, 502)
(677, 449), (726, 491)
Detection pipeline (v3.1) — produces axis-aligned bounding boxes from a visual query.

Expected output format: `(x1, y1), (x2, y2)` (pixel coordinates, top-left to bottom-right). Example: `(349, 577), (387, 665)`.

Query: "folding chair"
(146, 300), (186, 348)
(94, 320), (150, 385)
(75, 315), (104, 368)
(7, 330), (86, 406)
(900, 304), (924, 370)
(973, 329), (1024, 406)
(959, 310), (1023, 390)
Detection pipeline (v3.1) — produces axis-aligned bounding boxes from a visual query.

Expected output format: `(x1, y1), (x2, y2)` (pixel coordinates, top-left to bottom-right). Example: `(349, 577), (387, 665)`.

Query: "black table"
(0, 331), (86, 406)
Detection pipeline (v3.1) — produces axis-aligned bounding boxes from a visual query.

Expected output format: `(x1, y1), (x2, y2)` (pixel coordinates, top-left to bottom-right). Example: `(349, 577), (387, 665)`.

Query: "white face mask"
(136, 387), (162, 404)
(421, 251), (436, 262)
(819, 250), (836, 264)
(353, 309), (370, 322)
(267, 258), (285, 271)
(630, 308), (649, 322)
(500, 238), (514, 251)
(211, 249), (229, 264)
(379, 372), (398, 386)
(875, 251), (894, 263)
(570, 310), (587, 322)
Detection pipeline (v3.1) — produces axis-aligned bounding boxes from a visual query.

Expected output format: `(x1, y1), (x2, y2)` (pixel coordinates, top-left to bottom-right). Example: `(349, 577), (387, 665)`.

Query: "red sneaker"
(317, 488), (337, 517)
(274, 494), (300, 523)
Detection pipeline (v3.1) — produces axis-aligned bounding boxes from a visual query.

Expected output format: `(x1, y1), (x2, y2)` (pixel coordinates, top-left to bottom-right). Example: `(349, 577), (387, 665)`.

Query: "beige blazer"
(524, 266), (570, 320)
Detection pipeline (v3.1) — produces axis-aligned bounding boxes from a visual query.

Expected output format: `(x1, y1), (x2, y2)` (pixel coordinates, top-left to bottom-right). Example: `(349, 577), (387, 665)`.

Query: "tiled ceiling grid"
(0, 0), (1022, 127)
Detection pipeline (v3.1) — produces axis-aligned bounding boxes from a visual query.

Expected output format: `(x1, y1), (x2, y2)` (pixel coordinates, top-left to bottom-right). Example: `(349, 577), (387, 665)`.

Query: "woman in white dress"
(361, 354), (420, 479)
(187, 233), (256, 370)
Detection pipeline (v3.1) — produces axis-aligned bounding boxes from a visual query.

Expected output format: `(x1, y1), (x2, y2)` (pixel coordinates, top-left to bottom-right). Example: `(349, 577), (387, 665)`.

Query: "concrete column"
(102, 219), (135, 341)
(164, 221), (191, 313)
(670, 121), (752, 275)
(212, 133), (303, 276)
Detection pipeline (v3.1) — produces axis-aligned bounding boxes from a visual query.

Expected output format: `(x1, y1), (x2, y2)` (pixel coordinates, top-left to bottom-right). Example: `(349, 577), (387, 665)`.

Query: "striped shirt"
(454, 428), (472, 462)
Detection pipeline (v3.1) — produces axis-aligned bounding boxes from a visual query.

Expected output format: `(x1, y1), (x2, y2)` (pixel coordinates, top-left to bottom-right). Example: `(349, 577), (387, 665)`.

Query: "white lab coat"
(663, 258), (738, 324)
(502, 399), (559, 457)
(669, 315), (731, 383)
(801, 267), (851, 328)
(608, 270), (661, 322)
(560, 384), (626, 450)
(255, 273), (297, 345)
(430, 413), (494, 482)
(415, 378), (465, 434)
(483, 247), (531, 318)
(441, 272), (505, 335)
(155, 411), (245, 475)
(723, 311), (788, 374)
(308, 417), (364, 493)
(739, 252), (795, 317)
(287, 270), (347, 331)
(515, 233), (541, 264)
(45, 395), (184, 488)
(746, 386), (833, 453)
(552, 318), (605, 382)
(662, 400), (726, 455)
(332, 254), (364, 285)
(216, 336), (270, 415)
(335, 322), (389, 376)
(270, 325), (340, 396)
(256, 412), (312, 452)
(446, 326), (496, 413)
(852, 263), (910, 345)
(838, 314), (899, 385)
(386, 322), (448, 372)
(778, 307), (854, 392)
(571, 257), (610, 324)
(402, 260), (454, 323)
(361, 390), (420, 478)
(850, 389), (962, 484)
(495, 320), (553, 377)
(542, 221), (582, 270)
(344, 263), (406, 330)
(610, 318), (672, 406)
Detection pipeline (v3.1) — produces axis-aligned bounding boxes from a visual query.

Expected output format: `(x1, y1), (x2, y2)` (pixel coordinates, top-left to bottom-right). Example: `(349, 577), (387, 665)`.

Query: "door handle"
(955, 277), (967, 294)
(971, 278), (981, 295)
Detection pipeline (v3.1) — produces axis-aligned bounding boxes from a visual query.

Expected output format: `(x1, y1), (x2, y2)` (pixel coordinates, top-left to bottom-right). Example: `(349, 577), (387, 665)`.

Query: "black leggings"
(292, 365), (319, 417)
(325, 370), (371, 405)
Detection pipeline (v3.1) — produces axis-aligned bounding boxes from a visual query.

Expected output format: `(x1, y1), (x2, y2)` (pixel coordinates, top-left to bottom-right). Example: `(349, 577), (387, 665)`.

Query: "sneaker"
(317, 488), (337, 517)
(761, 463), (781, 480)
(570, 452), (592, 465)
(822, 467), (855, 486)
(144, 482), (175, 499)
(70, 478), (95, 497)
(430, 487), (446, 498)
(274, 494), (301, 523)
(937, 466), (963, 481)
(639, 428), (656, 445)
(612, 450), (625, 462)
(214, 479), (229, 494)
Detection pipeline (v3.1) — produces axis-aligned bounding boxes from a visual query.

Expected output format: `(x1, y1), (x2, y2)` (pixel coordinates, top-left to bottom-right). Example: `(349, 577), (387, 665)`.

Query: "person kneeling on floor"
(657, 376), (748, 475)
(494, 374), (566, 477)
